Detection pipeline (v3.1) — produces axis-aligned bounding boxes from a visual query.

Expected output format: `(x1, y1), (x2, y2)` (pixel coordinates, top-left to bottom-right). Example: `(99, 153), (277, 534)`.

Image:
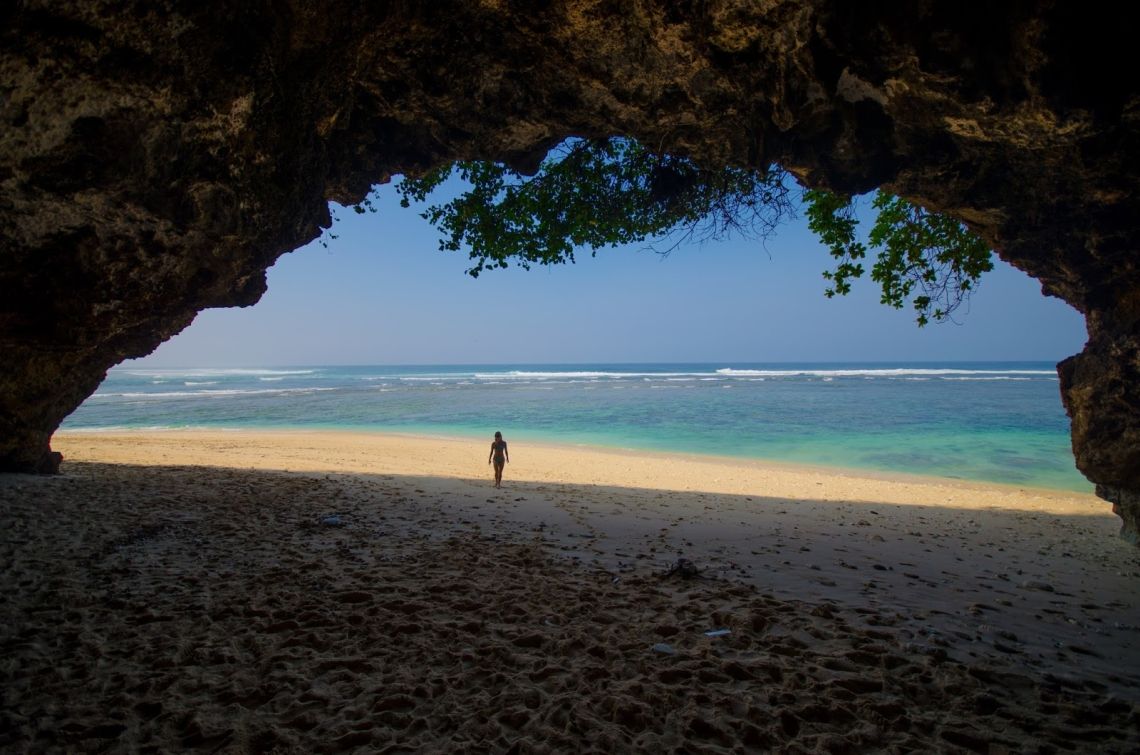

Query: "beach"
(3, 430), (1138, 752)
(67, 362), (1091, 494)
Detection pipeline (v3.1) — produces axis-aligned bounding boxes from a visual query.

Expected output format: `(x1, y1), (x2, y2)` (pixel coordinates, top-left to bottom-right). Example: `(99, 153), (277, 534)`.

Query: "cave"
(2, 2), (1137, 537)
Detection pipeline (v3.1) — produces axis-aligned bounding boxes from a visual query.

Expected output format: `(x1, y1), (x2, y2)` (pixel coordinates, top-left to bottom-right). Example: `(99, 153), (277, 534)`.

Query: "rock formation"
(2, 2), (1137, 536)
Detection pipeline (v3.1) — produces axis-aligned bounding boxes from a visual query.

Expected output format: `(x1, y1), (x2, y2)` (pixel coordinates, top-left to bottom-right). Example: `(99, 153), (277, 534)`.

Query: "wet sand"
(2, 430), (1138, 752)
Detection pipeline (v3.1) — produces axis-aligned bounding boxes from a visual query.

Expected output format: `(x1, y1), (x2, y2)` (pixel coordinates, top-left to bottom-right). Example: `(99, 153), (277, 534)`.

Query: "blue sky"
(130, 178), (1087, 367)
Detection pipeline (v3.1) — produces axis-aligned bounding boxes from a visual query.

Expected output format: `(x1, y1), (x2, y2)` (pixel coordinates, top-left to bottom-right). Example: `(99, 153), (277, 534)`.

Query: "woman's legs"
(493, 460), (504, 487)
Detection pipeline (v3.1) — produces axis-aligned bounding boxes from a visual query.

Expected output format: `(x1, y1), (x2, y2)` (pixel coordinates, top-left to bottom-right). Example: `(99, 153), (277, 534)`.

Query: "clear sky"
(129, 177), (1088, 367)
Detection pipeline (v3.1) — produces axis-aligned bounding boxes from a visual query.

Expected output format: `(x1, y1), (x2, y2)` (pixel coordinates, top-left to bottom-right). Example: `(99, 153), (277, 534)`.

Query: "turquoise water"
(62, 362), (1089, 492)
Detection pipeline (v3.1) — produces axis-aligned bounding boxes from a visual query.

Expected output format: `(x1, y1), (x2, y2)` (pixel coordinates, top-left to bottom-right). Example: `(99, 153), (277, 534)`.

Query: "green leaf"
(395, 138), (793, 277)
(807, 189), (993, 325)
(393, 137), (993, 327)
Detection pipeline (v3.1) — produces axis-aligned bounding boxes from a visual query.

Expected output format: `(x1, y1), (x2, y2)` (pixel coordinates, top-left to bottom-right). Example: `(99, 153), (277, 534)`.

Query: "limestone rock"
(1, 2), (1138, 537)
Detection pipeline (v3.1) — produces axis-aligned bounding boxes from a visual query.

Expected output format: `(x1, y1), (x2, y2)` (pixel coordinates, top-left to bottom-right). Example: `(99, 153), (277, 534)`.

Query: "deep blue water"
(61, 362), (1089, 492)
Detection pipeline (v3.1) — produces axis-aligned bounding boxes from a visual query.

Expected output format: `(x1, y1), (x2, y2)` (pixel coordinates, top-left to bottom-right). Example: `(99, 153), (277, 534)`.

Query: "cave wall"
(2, 1), (1138, 535)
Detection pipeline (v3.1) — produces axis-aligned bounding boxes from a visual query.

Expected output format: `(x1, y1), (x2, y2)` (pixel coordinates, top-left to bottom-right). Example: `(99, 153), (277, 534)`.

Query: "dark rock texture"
(1, 2), (1137, 534)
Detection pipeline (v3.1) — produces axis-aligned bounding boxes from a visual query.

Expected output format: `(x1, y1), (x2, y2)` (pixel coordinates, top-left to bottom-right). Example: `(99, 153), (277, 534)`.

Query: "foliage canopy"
(390, 137), (992, 326)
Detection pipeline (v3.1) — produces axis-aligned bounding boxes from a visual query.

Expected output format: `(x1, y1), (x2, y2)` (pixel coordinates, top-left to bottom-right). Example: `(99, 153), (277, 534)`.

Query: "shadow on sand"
(2, 461), (1138, 752)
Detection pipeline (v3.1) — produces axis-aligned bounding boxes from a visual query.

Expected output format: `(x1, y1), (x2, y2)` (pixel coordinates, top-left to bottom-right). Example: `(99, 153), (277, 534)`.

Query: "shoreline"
(46, 430), (1137, 657)
(4, 429), (1136, 750)
(55, 426), (1094, 500)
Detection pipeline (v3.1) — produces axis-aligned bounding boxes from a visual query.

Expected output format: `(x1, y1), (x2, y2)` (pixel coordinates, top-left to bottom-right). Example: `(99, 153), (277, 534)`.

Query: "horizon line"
(115, 358), (1065, 369)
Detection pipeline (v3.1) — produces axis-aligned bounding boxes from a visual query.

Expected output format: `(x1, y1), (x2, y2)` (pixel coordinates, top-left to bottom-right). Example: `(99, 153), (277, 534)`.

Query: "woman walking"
(488, 431), (509, 488)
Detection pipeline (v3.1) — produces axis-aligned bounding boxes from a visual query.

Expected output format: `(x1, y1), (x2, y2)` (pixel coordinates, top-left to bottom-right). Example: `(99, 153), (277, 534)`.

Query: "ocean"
(61, 362), (1088, 492)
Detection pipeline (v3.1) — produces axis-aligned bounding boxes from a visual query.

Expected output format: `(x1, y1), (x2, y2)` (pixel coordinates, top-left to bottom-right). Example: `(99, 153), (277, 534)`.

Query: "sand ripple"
(2, 463), (1138, 753)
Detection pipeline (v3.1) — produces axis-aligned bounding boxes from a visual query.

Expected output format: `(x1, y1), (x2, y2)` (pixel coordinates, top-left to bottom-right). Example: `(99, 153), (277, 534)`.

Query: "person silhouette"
(488, 431), (509, 488)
